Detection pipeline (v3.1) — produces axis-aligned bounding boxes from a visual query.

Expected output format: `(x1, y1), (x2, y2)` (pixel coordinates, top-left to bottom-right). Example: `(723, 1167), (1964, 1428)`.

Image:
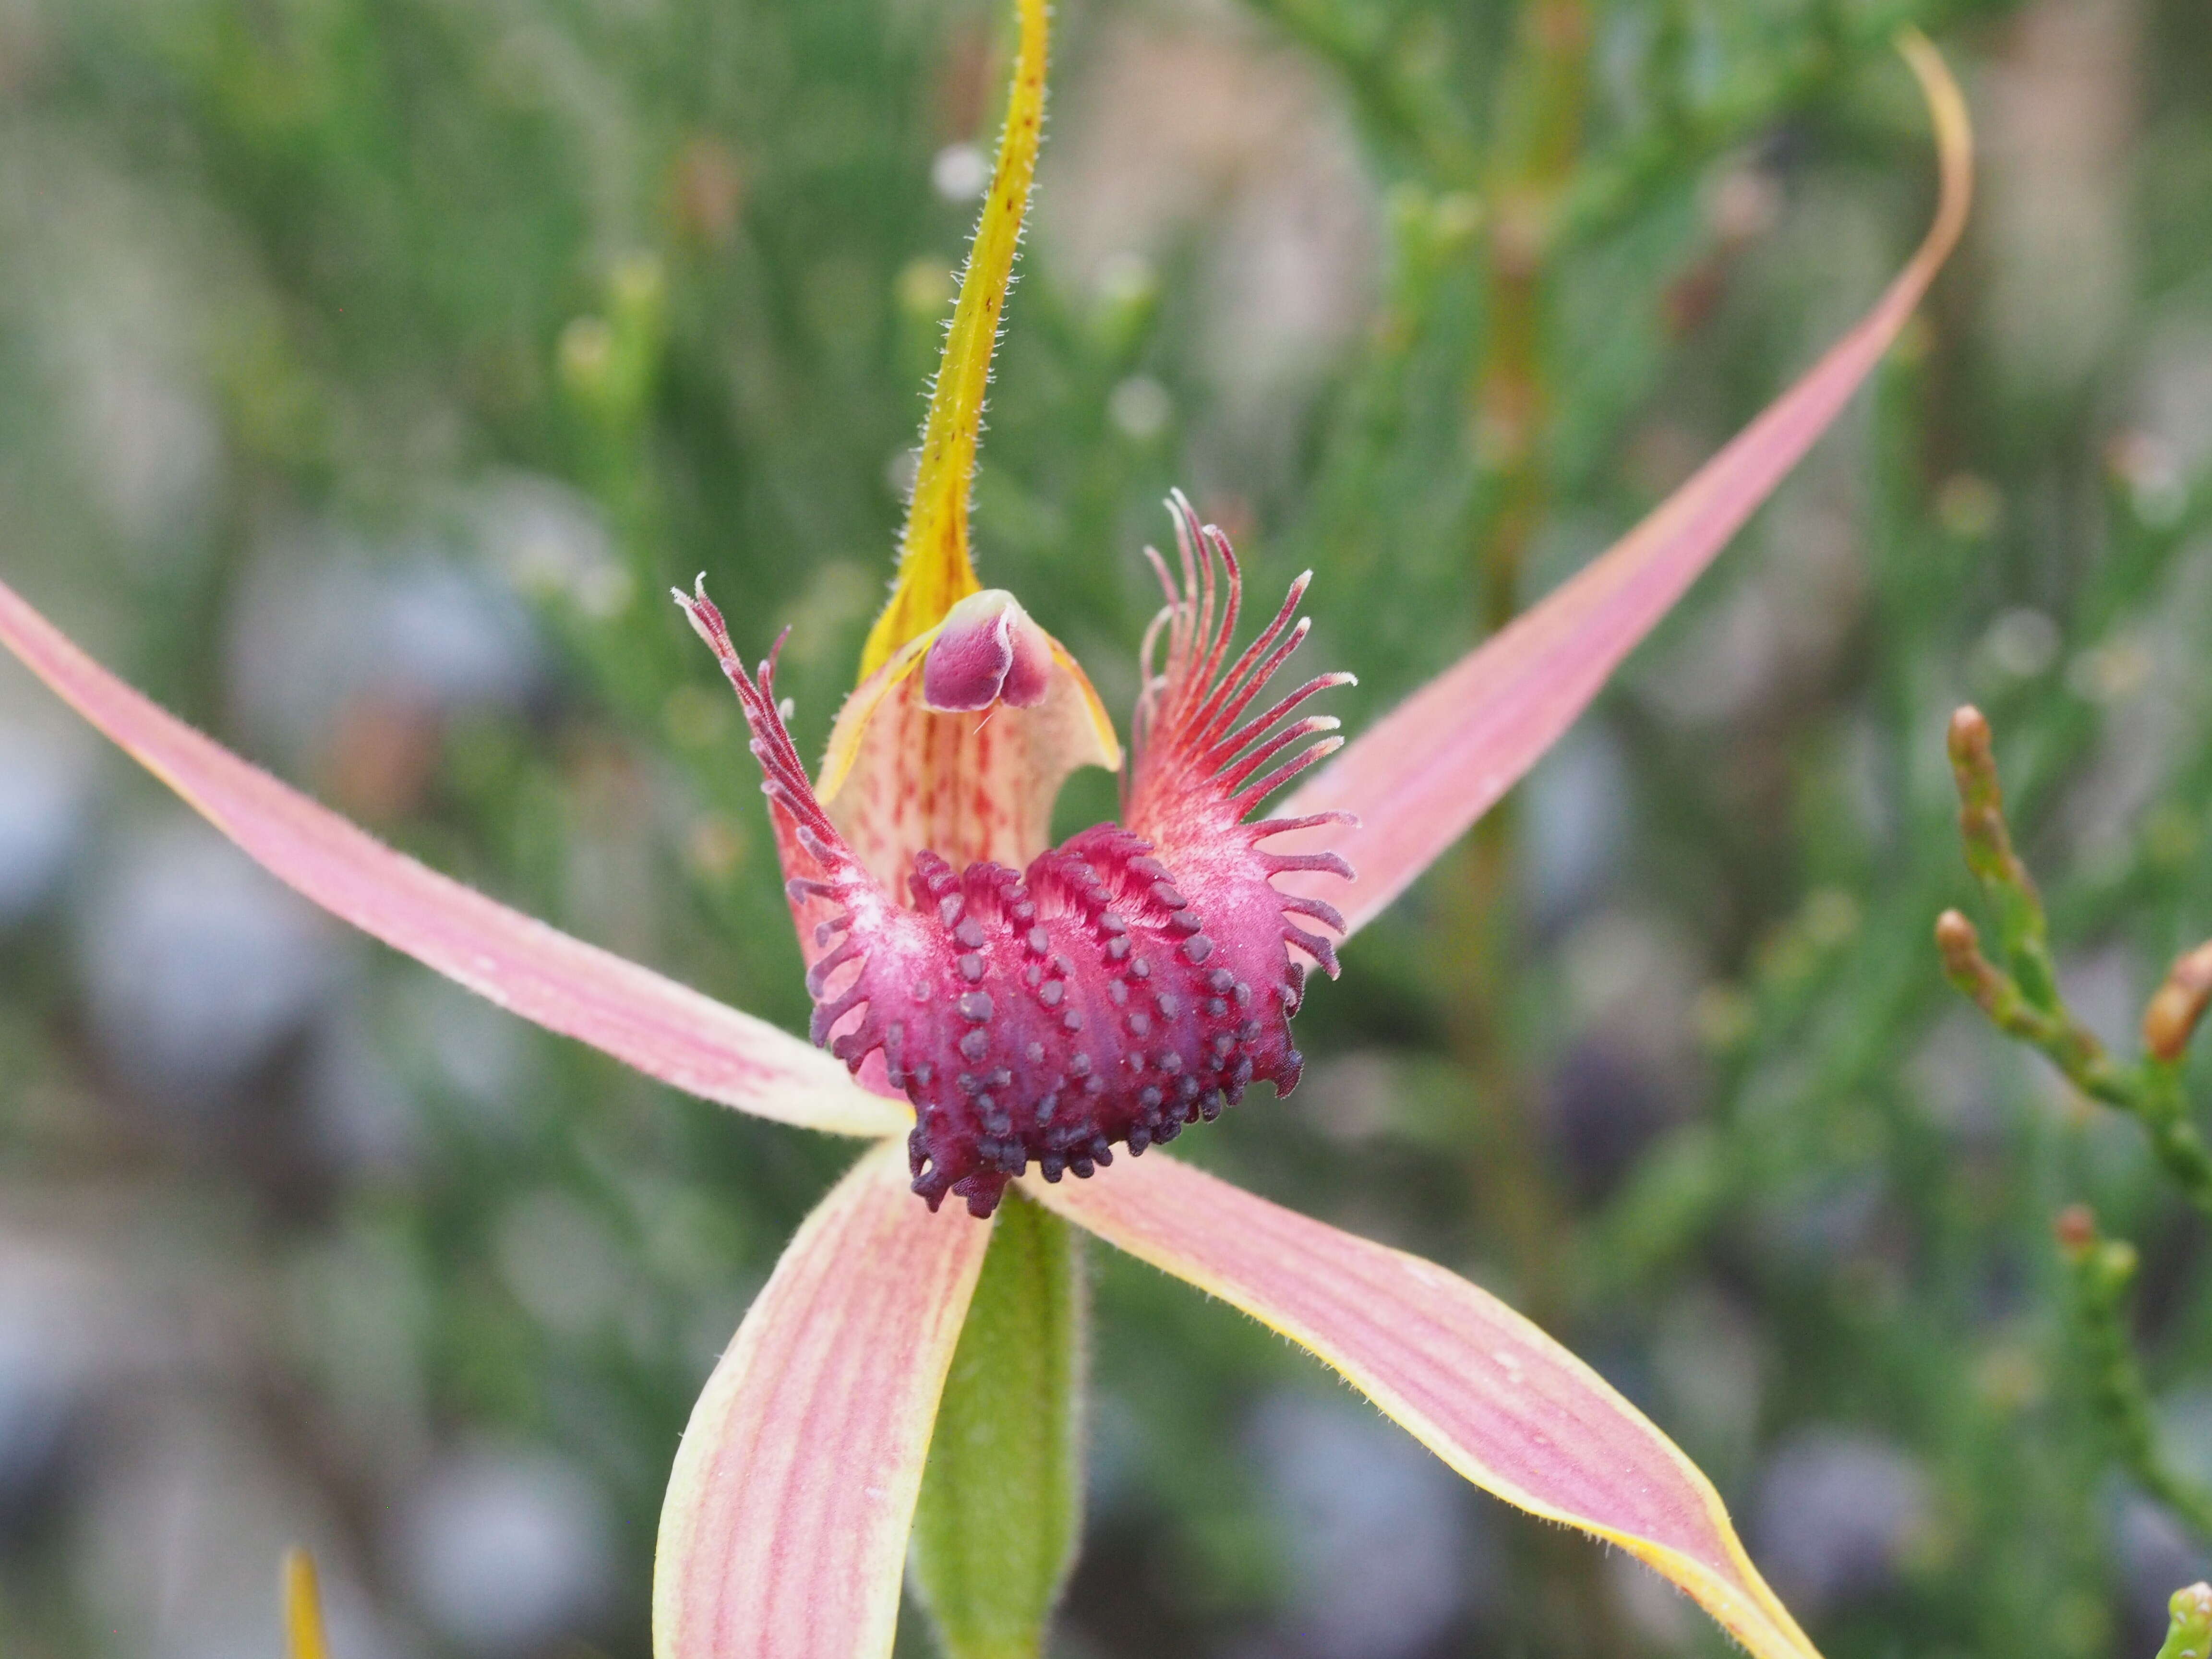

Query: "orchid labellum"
(0, 0), (1971, 1652)
(678, 514), (1350, 1217)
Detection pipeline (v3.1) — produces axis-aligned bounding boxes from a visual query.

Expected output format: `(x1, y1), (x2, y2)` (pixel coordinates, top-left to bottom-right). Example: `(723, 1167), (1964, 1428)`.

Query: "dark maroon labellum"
(679, 498), (1356, 1216)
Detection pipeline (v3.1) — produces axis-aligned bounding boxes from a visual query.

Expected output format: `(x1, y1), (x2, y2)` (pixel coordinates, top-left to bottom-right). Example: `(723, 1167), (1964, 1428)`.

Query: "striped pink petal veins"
(1275, 34), (1972, 938)
(0, 577), (906, 1138)
(1027, 1153), (1820, 1659)
(654, 1140), (993, 1659)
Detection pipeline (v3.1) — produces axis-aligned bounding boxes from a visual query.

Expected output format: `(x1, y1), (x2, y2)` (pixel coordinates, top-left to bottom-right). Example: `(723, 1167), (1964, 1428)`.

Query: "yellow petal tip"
(282, 1548), (330, 1659)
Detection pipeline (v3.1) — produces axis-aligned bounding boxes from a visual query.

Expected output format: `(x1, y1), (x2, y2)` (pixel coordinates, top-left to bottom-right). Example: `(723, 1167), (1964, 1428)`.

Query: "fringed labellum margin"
(677, 498), (1357, 1217)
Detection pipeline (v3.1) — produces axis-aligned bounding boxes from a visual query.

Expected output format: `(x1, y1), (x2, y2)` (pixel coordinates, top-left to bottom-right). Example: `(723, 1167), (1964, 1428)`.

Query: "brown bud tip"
(1948, 705), (1992, 768)
(2144, 940), (2212, 1062)
(1935, 908), (1981, 966)
(2054, 1203), (2098, 1256)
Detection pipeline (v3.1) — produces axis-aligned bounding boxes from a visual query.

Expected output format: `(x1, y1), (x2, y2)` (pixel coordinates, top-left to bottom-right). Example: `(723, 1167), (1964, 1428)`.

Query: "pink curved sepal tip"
(1027, 1152), (1819, 1659)
(1279, 36), (1972, 938)
(0, 576), (907, 1138)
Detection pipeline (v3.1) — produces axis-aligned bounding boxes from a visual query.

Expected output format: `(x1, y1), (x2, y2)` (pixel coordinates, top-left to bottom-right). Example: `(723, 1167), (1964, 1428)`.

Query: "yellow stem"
(283, 1549), (331, 1659)
(861, 0), (1048, 679)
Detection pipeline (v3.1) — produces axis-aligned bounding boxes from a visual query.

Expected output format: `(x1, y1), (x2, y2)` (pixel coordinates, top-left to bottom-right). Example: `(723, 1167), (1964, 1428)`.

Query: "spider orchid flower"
(0, 1), (1969, 1652)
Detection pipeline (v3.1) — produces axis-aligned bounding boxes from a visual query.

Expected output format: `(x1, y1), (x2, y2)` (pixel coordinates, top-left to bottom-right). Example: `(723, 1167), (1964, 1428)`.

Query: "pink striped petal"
(655, 1140), (994, 1659)
(1279, 36), (1972, 937)
(0, 576), (908, 1138)
(1029, 1154), (1819, 1659)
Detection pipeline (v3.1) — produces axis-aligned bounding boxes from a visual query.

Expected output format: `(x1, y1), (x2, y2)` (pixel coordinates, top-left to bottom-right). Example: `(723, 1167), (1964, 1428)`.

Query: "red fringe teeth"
(674, 504), (1357, 1219)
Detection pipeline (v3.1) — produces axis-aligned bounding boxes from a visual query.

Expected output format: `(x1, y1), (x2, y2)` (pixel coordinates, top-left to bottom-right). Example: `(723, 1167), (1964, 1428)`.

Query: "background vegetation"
(2, 0), (2211, 1655)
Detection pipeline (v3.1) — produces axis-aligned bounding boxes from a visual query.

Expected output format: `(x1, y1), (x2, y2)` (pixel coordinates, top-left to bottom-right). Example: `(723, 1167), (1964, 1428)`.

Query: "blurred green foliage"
(6, 0), (2212, 1656)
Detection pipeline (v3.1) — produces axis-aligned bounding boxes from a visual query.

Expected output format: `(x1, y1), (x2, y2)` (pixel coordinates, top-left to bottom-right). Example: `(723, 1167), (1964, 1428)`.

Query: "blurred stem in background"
(1940, 707), (2212, 1543)
(1458, 7), (1610, 1647)
(555, 255), (678, 728)
(1245, 0), (1607, 1637)
(2056, 1206), (2212, 1542)
(1471, 0), (1590, 638)
(1447, 0), (1589, 1327)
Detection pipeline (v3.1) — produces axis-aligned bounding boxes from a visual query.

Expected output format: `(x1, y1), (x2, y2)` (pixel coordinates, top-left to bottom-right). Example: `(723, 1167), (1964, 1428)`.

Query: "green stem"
(1446, 0), (1595, 1322)
(2057, 1212), (2212, 1542)
(1936, 711), (2212, 1216)
(1470, 0), (1588, 633)
(1238, 0), (1477, 182)
(1451, 16), (1639, 1659)
(911, 1193), (1087, 1659)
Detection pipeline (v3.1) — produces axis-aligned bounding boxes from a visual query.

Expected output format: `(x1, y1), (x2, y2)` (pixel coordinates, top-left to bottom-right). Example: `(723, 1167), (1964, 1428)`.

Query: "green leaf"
(911, 1191), (1086, 1659)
